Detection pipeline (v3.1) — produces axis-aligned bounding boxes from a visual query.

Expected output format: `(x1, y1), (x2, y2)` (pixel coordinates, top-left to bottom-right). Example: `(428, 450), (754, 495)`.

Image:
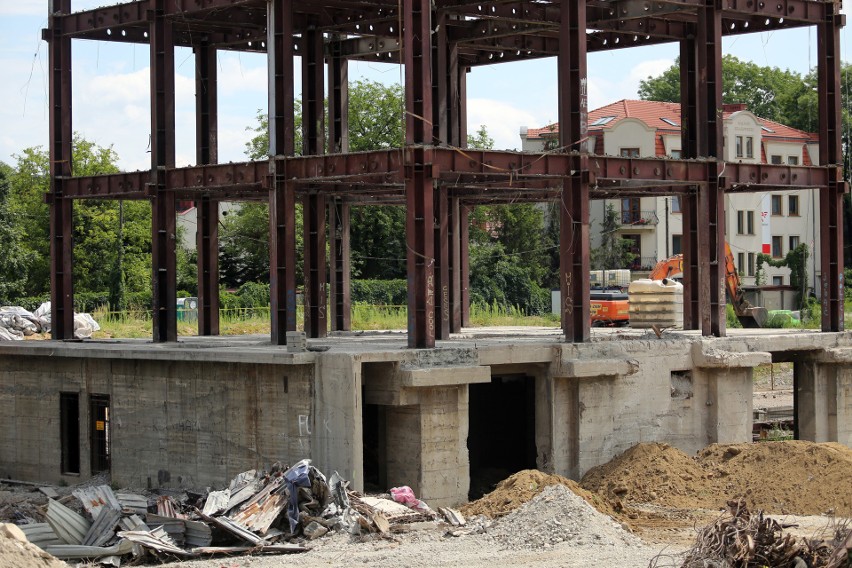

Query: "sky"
(1, 1), (850, 172)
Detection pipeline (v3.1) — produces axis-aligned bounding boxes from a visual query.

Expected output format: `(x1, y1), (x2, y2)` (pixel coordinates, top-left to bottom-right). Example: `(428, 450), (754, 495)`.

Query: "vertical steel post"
(448, 197), (462, 332)
(557, 0), (590, 343)
(47, 0), (75, 340)
(696, 0), (725, 336)
(434, 189), (450, 338)
(195, 42), (219, 336)
(679, 37), (700, 330)
(404, 0), (436, 348)
(268, 0), (297, 345)
(818, 3), (845, 331)
(460, 203), (471, 328)
(457, 65), (470, 330)
(150, 0), (177, 342)
(302, 25), (327, 338)
(328, 37), (351, 331)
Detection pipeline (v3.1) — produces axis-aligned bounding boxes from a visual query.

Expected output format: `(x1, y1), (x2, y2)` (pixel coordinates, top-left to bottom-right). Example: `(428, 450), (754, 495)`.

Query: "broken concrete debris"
(15, 459), (458, 564)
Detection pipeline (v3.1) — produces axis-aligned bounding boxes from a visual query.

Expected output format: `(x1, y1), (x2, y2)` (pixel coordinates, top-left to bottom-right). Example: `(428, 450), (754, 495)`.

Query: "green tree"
(0, 162), (30, 303)
(591, 203), (636, 270)
(6, 135), (152, 306)
(638, 55), (809, 127)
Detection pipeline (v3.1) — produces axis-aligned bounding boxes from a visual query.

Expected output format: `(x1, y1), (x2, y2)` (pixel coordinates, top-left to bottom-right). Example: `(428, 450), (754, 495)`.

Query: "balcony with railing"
(619, 210), (659, 228)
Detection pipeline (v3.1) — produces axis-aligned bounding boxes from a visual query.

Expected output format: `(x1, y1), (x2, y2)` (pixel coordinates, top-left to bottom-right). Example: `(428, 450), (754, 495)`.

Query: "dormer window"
(590, 116), (616, 126)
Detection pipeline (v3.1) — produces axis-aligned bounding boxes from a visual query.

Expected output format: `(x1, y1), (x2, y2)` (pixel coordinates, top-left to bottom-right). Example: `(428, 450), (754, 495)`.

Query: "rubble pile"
(653, 500), (852, 568)
(0, 302), (100, 341)
(14, 460), (445, 565)
(486, 485), (641, 551)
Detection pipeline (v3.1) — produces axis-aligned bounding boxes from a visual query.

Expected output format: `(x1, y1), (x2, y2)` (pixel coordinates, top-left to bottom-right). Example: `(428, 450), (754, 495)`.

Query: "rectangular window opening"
(748, 252), (756, 276)
(788, 195), (800, 216)
(746, 137), (754, 158)
(735, 136), (744, 158)
(771, 155), (783, 164)
(60, 393), (80, 475)
(771, 195), (783, 216)
(772, 236), (783, 258)
(737, 211), (744, 234)
(747, 211), (755, 235)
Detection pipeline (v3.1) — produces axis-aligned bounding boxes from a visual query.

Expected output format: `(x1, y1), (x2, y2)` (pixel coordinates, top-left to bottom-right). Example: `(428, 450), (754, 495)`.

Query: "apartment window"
(788, 195), (800, 216)
(671, 196), (681, 213)
(60, 393), (80, 475)
(620, 148), (640, 158)
(787, 156), (799, 165)
(772, 276), (784, 285)
(772, 236), (783, 258)
(745, 137), (754, 158)
(670, 150), (682, 159)
(747, 253), (756, 276)
(747, 211), (755, 235)
(771, 195), (783, 216)
(789, 235), (800, 250)
(735, 136), (744, 158)
(737, 211), (745, 235)
(771, 155), (783, 164)
(672, 234), (682, 255)
(737, 252), (745, 274)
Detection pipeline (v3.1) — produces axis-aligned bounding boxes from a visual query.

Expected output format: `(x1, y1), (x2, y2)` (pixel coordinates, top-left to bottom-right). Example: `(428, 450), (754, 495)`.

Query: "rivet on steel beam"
(620, 166), (626, 174)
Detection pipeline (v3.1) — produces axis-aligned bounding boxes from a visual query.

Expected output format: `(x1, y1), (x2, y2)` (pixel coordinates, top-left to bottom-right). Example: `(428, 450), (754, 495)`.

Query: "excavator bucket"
(737, 306), (768, 328)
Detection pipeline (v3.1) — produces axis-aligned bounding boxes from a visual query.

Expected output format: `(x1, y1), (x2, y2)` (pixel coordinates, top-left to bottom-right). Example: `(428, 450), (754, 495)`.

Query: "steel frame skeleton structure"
(45, 0), (846, 348)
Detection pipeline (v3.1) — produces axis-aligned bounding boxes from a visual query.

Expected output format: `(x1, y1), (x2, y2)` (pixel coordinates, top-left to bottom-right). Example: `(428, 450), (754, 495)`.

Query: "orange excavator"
(648, 243), (768, 328)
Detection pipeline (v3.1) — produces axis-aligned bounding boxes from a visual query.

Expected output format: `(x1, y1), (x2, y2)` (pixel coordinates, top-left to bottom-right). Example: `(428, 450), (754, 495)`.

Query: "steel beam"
(47, 0), (75, 341)
(195, 41), (220, 336)
(302, 24), (327, 338)
(557, 0), (590, 343)
(268, 0), (297, 345)
(818, 3), (845, 331)
(697, 0), (725, 336)
(150, 0), (178, 343)
(404, 0), (436, 348)
(680, 36), (699, 330)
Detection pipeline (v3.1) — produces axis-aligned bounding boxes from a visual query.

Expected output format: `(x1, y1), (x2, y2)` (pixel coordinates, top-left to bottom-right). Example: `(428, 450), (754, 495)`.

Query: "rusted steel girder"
(269, 0), (297, 345)
(150, 0), (178, 343)
(195, 42), (219, 336)
(697, 0), (726, 337)
(818, 3), (846, 331)
(557, 0), (590, 343)
(679, 36), (700, 329)
(303, 25), (327, 339)
(47, 0), (75, 340)
(328, 38), (352, 332)
(405, 0), (436, 348)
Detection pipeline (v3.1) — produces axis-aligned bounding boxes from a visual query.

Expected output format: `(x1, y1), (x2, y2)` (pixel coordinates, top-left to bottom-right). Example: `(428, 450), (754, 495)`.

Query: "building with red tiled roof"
(520, 100), (820, 295)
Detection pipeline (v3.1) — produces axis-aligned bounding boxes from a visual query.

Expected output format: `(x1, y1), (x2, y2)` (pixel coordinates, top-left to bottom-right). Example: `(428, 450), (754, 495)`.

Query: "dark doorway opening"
(89, 394), (111, 474)
(60, 393), (80, 475)
(362, 402), (386, 492)
(468, 375), (536, 500)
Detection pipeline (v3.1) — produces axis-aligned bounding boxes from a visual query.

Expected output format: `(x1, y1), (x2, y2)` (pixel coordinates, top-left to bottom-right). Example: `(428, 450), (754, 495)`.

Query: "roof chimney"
(723, 103), (748, 113)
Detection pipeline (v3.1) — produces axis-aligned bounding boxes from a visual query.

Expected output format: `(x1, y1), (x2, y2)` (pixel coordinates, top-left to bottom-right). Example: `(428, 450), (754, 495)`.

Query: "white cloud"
(217, 53), (269, 96)
(588, 57), (674, 110)
(466, 98), (542, 151)
(0, 1), (45, 17)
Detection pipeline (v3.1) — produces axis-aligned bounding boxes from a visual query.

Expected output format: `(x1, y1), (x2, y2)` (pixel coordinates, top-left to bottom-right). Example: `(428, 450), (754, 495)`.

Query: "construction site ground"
(1, 373), (848, 568)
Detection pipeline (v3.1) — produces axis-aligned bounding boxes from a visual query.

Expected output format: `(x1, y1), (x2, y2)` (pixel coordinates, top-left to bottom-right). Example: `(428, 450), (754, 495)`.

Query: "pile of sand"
(0, 523), (66, 568)
(581, 441), (852, 516)
(461, 469), (618, 520)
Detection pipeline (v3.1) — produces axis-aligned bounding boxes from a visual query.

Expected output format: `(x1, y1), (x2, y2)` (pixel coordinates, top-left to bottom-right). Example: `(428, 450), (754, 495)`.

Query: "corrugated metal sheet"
(226, 470), (262, 512)
(201, 489), (230, 516)
(146, 513), (185, 545)
(201, 514), (266, 546)
(72, 485), (122, 519)
(229, 477), (287, 535)
(117, 527), (192, 557)
(115, 492), (148, 515)
(19, 523), (63, 548)
(81, 507), (121, 547)
(119, 514), (148, 532)
(184, 520), (212, 547)
(46, 498), (91, 545)
(43, 539), (134, 559)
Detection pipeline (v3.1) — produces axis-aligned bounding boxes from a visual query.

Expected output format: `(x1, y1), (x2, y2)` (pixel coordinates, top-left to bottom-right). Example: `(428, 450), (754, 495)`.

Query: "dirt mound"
(0, 523), (67, 568)
(581, 441), (852, 516)
(461, 469), (618, 520)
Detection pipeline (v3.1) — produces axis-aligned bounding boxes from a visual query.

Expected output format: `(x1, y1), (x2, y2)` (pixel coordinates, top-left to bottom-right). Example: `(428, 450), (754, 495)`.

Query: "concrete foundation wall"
(1, 330), (851, 506)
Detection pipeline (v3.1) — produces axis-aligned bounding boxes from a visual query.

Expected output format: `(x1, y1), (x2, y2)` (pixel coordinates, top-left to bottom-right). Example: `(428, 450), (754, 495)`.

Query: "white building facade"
(520, 100), (821, 295)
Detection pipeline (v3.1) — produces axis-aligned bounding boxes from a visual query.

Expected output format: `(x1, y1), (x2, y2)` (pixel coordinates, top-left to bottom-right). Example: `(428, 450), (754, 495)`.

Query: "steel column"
(268, 0), (297, 345)
(557, 0), (590, 343)
(47, 0), (75, 340)
(460, 203), (471, 327)
(405, 0), (436, 348)
(195, 42), (219, 336)
(328, 38), (352, 331)
(302, 25), (327, 338)
(679, 37), (700, 330)
(448, 197), (462, 332)
(696, 0), (725, 336)
(817, 3), (845, 331)
(150, 0), (177, 342)
(434, 189), (451, 338)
